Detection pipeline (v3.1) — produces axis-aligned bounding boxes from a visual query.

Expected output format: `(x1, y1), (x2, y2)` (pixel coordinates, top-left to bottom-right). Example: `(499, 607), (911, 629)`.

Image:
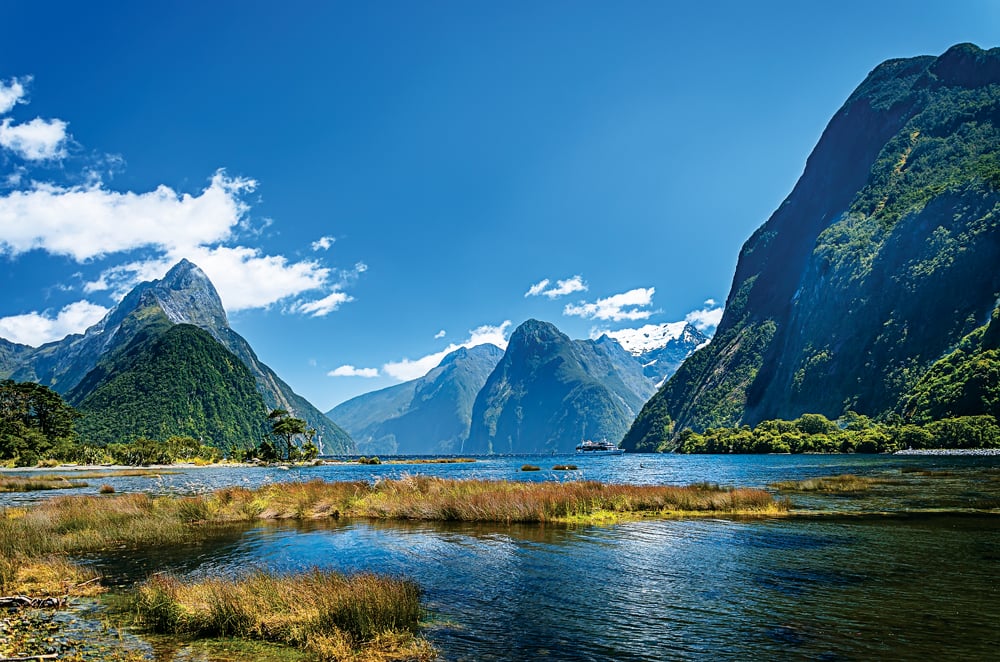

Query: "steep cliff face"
(328, 344), (504, 454)
(464, 320), (653, 454)
(625, 43), (1000, 451)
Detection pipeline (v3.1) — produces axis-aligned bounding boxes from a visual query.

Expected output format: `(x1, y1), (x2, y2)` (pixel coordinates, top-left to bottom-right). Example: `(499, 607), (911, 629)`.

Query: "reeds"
(770, 474), (878, 492)
(196, 477), (782, 523)
(129, 569), (433, 661)
(0, 474), (87, 492)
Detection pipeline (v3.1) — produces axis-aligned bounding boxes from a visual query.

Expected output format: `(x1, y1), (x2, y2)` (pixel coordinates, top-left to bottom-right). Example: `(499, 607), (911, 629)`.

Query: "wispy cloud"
(685, 299), (724, 333)
(0, 77), (28, 115)
(292, 290), (353, 317)
(311, 235), (335, 251)
(525, 275), (588, 299)
(434, 329), (446, 339)
(564, 287), (656, 322)
(0, 300), (108, 346)
(0, 117), (68, 160)
(382, 321), (511, 381)
(328, 365), (379, 378)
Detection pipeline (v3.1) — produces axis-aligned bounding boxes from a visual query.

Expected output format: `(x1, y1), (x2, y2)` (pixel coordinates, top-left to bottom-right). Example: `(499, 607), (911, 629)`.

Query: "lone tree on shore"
(267, 409), (310, 460)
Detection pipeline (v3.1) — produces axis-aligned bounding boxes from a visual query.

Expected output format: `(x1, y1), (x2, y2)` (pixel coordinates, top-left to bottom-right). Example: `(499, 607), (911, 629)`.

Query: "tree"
(0, 380), (80, 464)
(268, 409), (309, 460)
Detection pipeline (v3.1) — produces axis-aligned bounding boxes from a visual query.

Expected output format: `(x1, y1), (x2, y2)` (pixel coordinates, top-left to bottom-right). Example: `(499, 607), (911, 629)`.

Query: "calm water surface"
(8, 454), (1000, 660)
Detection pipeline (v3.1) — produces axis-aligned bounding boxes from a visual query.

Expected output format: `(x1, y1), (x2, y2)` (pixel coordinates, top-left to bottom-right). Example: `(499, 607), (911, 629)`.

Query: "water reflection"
(77, 511), (1000, 660)
(9, 455), (1000, 659)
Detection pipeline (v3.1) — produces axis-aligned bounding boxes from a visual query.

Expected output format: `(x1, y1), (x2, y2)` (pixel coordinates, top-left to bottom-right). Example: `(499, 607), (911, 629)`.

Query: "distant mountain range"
(328, 343), (504, 455)
(0, 260), (353, 454)
(624, 43), (1000, 451)
(329, 319), (707, 455)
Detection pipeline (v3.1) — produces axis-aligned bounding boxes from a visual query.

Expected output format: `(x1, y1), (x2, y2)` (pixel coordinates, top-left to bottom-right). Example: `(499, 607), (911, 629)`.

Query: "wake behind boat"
(575, 439), (624, 455)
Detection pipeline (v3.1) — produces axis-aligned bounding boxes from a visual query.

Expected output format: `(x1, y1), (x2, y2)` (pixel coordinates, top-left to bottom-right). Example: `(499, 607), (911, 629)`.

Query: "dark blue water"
(21, 454), (994, 660)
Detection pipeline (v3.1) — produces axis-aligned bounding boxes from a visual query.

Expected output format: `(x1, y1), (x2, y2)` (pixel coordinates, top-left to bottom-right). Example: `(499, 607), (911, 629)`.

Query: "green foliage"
(102, 436), (222, 466)
(0, 379), (80, 465)
(902, 309), (1000, 423)
(676, 413), (1000, 454)
(268, 409), (312, 460)
(72, 322), (270, 452)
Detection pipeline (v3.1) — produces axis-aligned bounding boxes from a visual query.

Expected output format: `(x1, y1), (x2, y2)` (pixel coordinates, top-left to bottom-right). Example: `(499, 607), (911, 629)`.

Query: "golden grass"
(129, 569), (434, 661)
(770, 474), (879, 492)
(386, 458), (476, 464)
(1, 555), (103, 597)
(0, 474), (88, 492)
(199, 477), (784, 524)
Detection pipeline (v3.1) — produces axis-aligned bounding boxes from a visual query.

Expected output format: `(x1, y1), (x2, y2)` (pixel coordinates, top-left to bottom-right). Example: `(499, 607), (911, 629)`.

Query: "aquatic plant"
(0, 474), (87, 492)
(770, 474), (878, 492)
(129, 569), (433, 661)
(520, 465), (541, 471)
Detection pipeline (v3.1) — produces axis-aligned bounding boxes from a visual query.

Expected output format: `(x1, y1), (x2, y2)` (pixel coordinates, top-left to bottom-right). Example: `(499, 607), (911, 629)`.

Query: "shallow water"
(25, 454), (996, 660)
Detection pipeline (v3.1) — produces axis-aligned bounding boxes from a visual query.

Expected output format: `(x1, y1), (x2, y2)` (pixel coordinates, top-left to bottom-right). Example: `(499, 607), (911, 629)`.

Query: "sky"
(0, 1), (997, 410)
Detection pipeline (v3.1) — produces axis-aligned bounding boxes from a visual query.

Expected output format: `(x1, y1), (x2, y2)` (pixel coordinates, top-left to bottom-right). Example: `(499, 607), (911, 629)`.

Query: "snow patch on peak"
(596, 322), (690, 356)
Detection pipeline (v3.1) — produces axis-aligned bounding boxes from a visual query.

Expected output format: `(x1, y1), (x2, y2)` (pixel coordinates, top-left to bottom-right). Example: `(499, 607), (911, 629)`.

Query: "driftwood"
(0, 655), (59, 661)
(0, 595), (66, 609)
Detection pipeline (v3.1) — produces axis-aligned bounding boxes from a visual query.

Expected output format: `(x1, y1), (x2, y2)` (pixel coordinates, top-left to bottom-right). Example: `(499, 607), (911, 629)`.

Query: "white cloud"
(434, 329), (446, 339)
(685, 300), (724, 333)
(328, 365), (379, 378)
(0, 300), (109, 346)
(0, 171), (253, 261)
(564, 287), (656, 322)
(0, 117), (68, 160)
(525, 278), (550, 297)
(292, 290), (353, 317)
(0, 169), (356, 315)
(525, 275), (588, 299)
(311, 235), (335, 251)
(0, 77), (28, 114)
(382, 321), (511, 381)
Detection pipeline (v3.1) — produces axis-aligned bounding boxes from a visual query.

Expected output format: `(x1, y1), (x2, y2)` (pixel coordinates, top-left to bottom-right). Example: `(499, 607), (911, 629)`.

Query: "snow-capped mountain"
(598, 322), (709, 385)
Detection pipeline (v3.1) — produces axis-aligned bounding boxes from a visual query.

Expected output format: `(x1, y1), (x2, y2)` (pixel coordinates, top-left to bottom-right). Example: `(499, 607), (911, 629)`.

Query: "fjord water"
(12, 454), (1000, 660)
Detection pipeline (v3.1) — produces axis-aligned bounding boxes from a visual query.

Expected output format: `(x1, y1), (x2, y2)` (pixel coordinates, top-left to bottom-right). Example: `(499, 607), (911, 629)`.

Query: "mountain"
(3, 260), (353, 453)
(464, 319), (656, 454)
(624, 43), (1000, 451)
(68, 307), (270, 451)
(601, 322), (709, 385)
(327, 343), (504, 455)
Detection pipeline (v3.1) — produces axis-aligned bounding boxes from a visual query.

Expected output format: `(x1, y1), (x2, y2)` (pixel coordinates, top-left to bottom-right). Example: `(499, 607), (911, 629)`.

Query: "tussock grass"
(770, 474), (878, 492)
(552, 465), (578, 471)
(0, 474), (88, 492)
(130, 569), (433, 661)
(520, 465), (541, 471)
(201, 477), (783, 523)
(387, 458), (476, 464)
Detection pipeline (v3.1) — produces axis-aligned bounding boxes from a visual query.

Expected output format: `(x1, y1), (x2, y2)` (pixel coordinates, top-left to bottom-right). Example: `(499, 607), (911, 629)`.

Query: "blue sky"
(0, 1), (996, 409)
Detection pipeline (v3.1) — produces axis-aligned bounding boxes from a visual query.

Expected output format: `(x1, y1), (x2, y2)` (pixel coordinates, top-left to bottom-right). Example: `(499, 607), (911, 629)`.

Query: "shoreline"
(893, 448), (1000, 456)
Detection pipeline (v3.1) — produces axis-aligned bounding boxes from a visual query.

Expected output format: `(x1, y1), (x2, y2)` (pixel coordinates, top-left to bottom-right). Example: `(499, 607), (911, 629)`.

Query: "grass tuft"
(0, 474), (88, 492)
(520, 465), (541, 472)
(129, 569), (432, 661)
(770, 474), (878, 492)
